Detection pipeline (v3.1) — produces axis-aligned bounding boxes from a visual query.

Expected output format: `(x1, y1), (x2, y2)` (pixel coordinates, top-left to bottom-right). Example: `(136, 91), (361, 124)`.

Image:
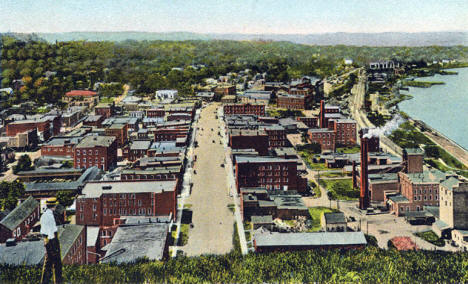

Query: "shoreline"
(395, 71), (468, 168)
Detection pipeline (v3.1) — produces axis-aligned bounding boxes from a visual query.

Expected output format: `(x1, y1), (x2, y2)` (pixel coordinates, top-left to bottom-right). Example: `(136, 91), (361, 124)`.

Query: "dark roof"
(324, 212), (346, 224)
(57, 224), (85, 259)
(76, 135), (115, 148)
(100, 223), (169, 263)
(0, 196), (39, 231)
(0, 240), (44, 265)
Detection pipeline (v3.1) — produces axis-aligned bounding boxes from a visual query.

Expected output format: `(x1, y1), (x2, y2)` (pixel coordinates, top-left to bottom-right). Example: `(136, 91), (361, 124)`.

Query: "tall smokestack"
(320, 100), (325, 128)
(359, 129), (370, 210)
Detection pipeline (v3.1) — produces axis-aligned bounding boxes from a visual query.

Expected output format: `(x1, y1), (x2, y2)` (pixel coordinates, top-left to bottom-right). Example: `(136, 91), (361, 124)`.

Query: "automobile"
(212, 140), (215, 143)
(220, 164), (224, 167)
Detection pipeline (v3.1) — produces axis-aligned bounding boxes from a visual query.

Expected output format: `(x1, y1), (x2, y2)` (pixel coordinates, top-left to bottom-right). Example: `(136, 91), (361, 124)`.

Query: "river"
(399, 68), (468, 150)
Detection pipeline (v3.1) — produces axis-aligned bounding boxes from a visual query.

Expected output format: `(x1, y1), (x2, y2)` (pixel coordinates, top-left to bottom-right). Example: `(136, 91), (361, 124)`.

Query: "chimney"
(319, 100), (325, 128)
(359, 129), (370, 210)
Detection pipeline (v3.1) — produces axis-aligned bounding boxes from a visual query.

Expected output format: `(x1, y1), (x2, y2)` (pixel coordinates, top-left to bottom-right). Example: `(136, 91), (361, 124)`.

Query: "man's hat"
(46, 197), (58, 206)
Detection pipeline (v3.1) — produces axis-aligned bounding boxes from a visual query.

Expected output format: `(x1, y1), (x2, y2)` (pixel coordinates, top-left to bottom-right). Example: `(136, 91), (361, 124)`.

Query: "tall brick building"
(307, 128), (336, 151)
(229, 129), (269, 156)
(276, 93), (307, 110)
(76, 181), (177, 226)
(105, 124), (128, 148)
(74, 136), (117, 171)
(234, 156), (307, 193)
(328, 119), (357, 146)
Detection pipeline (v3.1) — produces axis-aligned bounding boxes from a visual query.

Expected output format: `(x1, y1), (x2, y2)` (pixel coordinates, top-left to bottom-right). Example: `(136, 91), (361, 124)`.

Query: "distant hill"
(30, 31), (468, 46)
(1, 31), (467, 46)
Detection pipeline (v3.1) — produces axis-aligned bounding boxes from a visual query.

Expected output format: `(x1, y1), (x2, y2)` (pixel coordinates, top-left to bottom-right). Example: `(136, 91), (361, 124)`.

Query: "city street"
(182, 103), (234, 256)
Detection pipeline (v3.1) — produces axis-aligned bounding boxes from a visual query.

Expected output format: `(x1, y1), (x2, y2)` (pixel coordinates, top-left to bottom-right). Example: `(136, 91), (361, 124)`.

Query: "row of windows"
(413, 189), (436, 194)
(103, 208), (152, 216)
(258, 172), (288, 177)
(259, 178), (288, 183)
(76, 158), (105, 163)
(413, 195), (438, 201)
(46, 147), (72, 152)
(24, 210), (37, 227)
(259, 165), (288, 170)
(76, 149), (100, 156)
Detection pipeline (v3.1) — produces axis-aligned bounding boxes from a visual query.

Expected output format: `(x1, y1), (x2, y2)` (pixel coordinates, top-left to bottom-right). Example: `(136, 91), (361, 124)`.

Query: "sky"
(0, 0), (467, 34)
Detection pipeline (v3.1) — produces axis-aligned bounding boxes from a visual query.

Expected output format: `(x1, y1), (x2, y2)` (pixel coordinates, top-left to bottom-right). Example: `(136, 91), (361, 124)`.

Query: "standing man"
(40, 197), (63, 284)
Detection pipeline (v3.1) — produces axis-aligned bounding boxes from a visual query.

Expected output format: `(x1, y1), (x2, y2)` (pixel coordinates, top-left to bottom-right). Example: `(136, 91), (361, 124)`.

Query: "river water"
(399, 68), (468, 150)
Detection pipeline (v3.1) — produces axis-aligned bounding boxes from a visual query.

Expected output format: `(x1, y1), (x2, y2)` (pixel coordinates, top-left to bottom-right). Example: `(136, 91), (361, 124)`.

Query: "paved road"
(183, 103), (234, 256)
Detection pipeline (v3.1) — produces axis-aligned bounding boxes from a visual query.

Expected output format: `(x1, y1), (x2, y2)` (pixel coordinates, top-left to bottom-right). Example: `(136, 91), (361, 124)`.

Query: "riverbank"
(403, 80), (445, 88)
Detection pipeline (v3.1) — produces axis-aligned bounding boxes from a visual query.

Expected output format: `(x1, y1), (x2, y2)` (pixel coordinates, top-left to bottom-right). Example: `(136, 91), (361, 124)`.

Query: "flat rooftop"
(254, 230), (366, 247)
(76, 135), (115, 148)
(81, 181), (177, 198)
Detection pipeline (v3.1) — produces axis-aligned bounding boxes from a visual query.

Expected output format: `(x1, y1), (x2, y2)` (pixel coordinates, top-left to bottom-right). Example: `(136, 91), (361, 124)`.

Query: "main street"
(182, 103), (234, 256)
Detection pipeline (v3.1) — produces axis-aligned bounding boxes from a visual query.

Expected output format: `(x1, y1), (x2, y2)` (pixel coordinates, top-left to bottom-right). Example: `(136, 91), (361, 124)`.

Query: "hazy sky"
(1, 0), (467, 34)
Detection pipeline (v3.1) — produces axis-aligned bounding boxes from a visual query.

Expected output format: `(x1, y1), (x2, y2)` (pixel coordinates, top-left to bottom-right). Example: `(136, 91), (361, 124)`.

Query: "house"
(321, 212), (347, 232)
(238, 90), (272, 105)
(0, 196), (40, 243)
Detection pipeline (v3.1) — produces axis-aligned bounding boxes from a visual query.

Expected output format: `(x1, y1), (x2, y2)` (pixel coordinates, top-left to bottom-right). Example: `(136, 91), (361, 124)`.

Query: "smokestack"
(320, 100), (325, 128)
(359, 129), (370, 210)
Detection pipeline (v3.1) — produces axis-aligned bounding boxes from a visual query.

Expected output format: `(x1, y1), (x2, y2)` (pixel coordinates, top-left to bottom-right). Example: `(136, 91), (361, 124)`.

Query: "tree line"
(2, 36), (467, 107)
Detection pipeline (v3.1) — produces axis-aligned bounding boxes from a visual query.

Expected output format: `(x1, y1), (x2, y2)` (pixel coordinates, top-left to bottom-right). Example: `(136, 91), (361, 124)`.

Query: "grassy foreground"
(2, 248), (468, 283)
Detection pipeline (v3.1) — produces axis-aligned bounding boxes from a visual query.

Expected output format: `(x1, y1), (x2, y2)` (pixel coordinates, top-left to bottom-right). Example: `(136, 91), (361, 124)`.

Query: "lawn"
(415, 230), (445, 247)
(178, 224), (190, 246)
(336, 145), (360, 154)
(308, 207), (340, 232)
(319, 171), (347, 178)
(319, 178), (358, 200)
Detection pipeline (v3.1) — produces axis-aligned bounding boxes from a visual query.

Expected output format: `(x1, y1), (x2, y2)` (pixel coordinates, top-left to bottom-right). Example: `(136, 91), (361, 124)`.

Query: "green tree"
(13, 154), (33, 174)
(56, 191), (75, 207)
(0, 181), (25, 211)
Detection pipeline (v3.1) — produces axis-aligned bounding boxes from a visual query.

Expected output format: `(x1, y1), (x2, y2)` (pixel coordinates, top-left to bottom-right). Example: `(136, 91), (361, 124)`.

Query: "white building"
(155, 90), (178, 101)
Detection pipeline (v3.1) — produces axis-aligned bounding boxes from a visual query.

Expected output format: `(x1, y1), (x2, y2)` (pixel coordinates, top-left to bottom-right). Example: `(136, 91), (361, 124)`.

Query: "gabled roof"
(0, 196), (39, 231)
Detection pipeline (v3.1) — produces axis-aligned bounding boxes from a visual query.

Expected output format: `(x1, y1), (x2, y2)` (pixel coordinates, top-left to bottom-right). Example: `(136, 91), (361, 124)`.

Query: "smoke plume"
(363, 115), (405, 138)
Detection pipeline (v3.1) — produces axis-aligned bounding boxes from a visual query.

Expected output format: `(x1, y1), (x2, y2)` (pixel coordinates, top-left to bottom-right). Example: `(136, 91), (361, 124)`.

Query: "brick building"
(6, 119), (51, 141)
(319, 100), (340, 128)
(124, 140), (152, 162)
(74, 136), (117, 171)
(105, 124), (128, 148)
(83, 115), (104, 128)
(276, 93), (307, 110)
(146, 108), (165, 118)
(95, 103), (114, 119)
(151, 127), (189, 142)
(234, 156), (307, 193)
(75, 181), (177, 226)
(229, 129), (269, 156)
(297, 117), (319, 128)
(41, 136), (83, 158)
(59, 224), (87, 265)
(260, 125), (287, 148)
(328, 119), (357, 146)
(307, 128), (336, 151)
(0, 196), (40, 243)
(214, 85), (236, 96)
(223, 104), (265, 116)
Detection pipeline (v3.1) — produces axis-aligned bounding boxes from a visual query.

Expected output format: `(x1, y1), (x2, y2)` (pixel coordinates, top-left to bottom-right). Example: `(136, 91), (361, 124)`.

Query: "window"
(77, 150), (80, 156)
(103, 208), (107, 216)
(93, 204), (97, 211)
(80, 214), (84, 220)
